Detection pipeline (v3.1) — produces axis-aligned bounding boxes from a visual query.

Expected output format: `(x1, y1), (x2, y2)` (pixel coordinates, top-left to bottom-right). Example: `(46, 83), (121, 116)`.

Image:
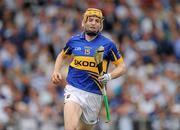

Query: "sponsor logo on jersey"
(70, 56), (108, 73)
(74, 59), (96, 67)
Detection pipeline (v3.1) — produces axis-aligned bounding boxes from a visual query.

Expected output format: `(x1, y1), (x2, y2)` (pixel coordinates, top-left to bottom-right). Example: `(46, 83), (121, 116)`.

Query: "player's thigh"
(77, 119), (93, 130)
(64, 101), (83, 128)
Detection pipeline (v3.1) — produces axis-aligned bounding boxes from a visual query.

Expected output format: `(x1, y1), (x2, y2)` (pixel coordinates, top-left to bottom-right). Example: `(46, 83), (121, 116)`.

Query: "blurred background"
(0, 0), (179, 130)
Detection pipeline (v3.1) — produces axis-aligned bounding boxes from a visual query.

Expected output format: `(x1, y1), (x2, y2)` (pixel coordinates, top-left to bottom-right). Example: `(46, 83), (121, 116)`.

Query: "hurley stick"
(94, 46), (111, 123)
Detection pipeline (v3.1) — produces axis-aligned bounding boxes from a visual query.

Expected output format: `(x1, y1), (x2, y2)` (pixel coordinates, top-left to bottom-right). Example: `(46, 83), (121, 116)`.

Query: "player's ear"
(82, 18), (86, 28)
(82, 21), (84, 28)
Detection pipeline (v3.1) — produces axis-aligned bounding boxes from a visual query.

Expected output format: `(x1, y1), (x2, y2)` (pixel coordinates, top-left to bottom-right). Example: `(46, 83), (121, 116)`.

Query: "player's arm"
(108, 43), (127, 79)
(53, 51), (66, 72)
(52, 38), (73, 84)
(98, 58), (126, 84)
(99, 43), (126, 84)
(51, 51), (66, 84)
(109, 61), (126, 79)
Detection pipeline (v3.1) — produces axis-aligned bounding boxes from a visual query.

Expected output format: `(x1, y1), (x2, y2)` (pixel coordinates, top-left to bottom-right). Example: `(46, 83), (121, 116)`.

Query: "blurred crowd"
(0, 0), (179, 130)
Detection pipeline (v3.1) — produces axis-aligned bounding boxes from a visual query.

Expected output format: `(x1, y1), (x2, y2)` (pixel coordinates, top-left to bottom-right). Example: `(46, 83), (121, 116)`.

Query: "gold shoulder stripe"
(112, 57), (124, 65)
(111, 50), (117, 61)
(62, 47), (69, 56)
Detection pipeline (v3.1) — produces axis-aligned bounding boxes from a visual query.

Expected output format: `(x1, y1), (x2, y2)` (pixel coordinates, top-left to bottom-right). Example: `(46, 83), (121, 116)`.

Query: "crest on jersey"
(84, 46), (91, 55)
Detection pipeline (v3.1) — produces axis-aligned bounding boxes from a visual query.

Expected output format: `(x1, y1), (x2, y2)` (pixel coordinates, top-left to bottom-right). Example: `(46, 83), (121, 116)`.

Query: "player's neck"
(85, 34), (97, 42)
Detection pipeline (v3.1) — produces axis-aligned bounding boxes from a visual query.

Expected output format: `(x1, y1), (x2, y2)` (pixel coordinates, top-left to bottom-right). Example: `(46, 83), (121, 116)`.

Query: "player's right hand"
(51, 71), (62, 84)
(98, 73), (111, 85)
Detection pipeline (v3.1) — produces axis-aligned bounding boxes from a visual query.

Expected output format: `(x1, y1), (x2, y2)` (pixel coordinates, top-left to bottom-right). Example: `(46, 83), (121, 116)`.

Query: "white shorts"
(64, 84), (103, 125)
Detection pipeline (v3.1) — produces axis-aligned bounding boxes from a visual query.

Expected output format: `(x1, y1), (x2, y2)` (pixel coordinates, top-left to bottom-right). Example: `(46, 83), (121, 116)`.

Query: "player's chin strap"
(99, 73), (111, 85)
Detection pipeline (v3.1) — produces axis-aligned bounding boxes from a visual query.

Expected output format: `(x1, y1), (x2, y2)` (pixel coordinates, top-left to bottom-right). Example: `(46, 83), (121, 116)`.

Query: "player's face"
(84, 16), (101, 35)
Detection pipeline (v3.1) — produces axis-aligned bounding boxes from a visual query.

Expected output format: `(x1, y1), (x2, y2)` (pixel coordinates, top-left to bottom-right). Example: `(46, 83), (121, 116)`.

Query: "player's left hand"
(98, 73), (111, 85)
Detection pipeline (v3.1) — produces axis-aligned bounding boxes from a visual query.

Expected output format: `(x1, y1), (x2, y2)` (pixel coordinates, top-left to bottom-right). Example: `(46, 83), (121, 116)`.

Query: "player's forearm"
(110, 62), (127, 79)
(53, 51), (64, 72)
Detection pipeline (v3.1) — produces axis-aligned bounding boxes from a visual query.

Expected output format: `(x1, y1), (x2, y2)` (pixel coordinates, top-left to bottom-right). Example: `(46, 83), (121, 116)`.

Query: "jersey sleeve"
(108, 43), (124, 65)
(62, 39), (73, 56)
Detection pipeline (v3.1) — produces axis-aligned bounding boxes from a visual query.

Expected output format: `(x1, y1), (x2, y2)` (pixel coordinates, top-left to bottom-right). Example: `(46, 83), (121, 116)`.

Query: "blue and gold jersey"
(62, 32), (124, 95)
